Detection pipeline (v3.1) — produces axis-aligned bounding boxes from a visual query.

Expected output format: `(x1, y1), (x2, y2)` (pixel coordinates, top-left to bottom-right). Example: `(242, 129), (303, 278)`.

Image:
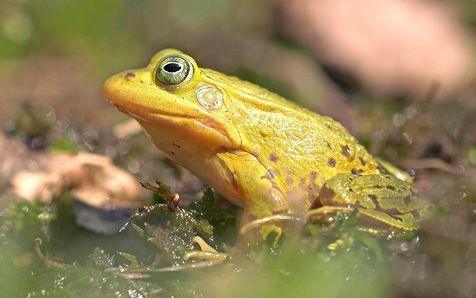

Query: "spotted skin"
(103, 48), (430, 239)
(311, 174), (428, 230)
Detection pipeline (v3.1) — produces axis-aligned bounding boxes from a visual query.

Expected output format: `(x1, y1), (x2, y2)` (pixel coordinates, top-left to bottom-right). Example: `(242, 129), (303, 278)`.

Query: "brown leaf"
(11, 152), (149, 209)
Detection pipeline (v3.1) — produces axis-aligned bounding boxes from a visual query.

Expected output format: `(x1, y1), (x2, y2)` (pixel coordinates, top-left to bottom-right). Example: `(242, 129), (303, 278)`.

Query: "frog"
(103, 49), (429, 239)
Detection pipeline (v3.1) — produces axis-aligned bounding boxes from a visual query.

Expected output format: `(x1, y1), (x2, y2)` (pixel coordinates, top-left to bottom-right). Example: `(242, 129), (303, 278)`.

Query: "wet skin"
(103, 49), (429, 238)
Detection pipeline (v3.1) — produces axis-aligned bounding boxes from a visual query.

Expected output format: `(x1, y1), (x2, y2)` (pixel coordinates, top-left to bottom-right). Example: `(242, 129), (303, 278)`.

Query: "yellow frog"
(103, 49), (428, 239)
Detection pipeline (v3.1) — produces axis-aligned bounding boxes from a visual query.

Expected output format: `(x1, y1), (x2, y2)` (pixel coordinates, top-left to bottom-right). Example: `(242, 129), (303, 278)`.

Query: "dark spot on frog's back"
(269, 153), (278, 162)
(309, 171), (318, 180)
(359, 156), (366, 166)
(308, 171), (321, 195)
(341, 145), (351, 157)
(327, 158), (336, 167)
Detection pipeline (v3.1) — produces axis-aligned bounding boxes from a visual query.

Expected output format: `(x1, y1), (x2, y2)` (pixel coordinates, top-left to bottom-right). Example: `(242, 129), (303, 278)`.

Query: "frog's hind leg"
(307, 174), (428, 231)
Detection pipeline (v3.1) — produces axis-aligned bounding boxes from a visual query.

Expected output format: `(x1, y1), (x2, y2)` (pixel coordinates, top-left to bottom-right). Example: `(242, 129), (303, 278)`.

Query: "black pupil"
(163, 62), (182, 73)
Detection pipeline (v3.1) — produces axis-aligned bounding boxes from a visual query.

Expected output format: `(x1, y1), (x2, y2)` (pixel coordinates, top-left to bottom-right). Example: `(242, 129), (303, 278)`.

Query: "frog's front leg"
(216, 152), (295, 240)
(308, 174), (428, 231)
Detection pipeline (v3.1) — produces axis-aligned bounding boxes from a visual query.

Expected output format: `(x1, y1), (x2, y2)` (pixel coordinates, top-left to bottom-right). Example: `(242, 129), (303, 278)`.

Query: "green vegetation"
(0, 188), (397, 297)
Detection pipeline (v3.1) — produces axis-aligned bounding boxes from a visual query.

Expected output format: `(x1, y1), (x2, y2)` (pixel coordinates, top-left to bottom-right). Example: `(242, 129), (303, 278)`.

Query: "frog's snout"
(103, 75), (116, 102)
(103, 71), (138, 103)
(103, 74), (121, 104)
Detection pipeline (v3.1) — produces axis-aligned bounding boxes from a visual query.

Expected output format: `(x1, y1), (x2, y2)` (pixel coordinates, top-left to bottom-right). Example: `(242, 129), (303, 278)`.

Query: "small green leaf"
(199, 219), (214, 236)
(51, 137), (79, 153)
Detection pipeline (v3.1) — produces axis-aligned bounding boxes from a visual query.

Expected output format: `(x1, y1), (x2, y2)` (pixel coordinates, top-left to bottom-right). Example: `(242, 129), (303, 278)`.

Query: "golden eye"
(156, 55), (194, 86)
(196, 85), (223, 110)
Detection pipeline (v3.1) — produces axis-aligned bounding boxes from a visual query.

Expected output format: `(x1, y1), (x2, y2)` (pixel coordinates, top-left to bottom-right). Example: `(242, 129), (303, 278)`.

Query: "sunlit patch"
(196, 84), (223, 110)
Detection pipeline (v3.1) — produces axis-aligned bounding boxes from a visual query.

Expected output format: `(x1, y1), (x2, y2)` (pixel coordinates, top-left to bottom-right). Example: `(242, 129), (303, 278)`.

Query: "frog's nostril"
(125, 72), (136, 79)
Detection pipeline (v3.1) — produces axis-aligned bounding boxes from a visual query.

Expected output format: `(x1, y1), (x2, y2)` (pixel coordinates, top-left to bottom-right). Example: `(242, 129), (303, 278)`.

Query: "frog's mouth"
(103, 73), (241, 149)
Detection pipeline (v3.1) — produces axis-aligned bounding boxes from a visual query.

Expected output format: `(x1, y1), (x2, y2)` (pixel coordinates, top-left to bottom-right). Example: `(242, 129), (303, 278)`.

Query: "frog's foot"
(239, 214), (301, 244)
(183, 236), (228, 264)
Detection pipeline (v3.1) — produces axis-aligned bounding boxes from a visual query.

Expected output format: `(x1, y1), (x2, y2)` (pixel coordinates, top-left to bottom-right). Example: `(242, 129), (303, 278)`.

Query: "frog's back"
(202, 69), (380, 195)
(203, 68), (317, 117)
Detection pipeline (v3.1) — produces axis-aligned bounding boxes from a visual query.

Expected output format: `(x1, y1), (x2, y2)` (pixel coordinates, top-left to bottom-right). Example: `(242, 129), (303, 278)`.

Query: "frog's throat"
(111, 100), (241, 150)
(150, 112), (233, 146)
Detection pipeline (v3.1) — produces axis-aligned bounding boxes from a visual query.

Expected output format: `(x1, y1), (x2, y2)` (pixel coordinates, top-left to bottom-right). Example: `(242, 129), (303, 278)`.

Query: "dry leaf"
(10, 152), (149, 209)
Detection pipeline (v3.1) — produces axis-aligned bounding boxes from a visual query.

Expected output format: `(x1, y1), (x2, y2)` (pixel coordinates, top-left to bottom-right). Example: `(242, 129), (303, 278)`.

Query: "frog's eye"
(196, 85), (223, 110)
(156, 55), (194, 86)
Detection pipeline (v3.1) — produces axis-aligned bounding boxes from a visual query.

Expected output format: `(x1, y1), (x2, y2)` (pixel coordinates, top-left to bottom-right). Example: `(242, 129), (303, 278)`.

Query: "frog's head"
(103, 49), (242, 159)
